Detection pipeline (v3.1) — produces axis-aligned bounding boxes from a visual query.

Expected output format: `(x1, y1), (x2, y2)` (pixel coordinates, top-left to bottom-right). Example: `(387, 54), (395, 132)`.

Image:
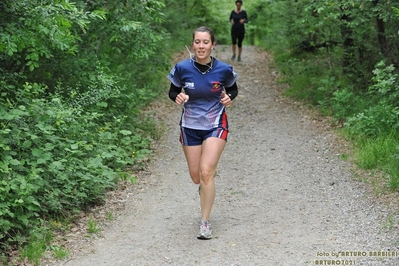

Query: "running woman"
(167, 26), (239, 239)
(229, 0), (248, 62)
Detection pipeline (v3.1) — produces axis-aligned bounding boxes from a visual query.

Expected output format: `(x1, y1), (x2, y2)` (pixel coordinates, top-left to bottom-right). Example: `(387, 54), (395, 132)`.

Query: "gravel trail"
(48, 46), (399, 266)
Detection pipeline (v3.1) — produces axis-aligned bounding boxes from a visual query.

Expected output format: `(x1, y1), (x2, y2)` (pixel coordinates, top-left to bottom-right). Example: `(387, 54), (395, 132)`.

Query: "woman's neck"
(195, 57), (211, 65)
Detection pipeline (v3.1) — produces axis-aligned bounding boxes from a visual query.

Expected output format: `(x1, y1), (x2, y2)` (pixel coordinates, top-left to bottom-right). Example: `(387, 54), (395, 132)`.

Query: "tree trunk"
(339, 7), (356, 73)
(372, 0), (398, 66)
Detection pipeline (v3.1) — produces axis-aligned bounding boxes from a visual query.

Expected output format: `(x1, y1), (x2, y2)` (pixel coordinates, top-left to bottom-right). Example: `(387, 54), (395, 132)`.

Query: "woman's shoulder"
(214, 58), (232, 68)
(213, 58), (235, 73)
(177, 58), (191, 65)
(175, 58), (192, 69)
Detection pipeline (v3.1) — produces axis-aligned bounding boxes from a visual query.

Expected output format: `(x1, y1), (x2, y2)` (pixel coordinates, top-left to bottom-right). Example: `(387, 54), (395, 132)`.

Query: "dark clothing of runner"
(229, 9), (248, 33)
(229, 9), (248, 47)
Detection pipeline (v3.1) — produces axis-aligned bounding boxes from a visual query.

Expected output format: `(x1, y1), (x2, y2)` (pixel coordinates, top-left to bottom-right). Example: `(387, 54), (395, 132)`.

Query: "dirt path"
(47, 46), (399, 266)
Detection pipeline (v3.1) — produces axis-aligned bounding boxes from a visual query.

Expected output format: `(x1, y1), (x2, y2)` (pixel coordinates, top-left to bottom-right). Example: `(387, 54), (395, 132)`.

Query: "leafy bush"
(331, 88), (360, 120)
(369, 61), (399, 107)
(1, 1), (168, 257)
(344, 61), (399, 138)
(345, 104), (399, 138)
(0, 79), (155, 243)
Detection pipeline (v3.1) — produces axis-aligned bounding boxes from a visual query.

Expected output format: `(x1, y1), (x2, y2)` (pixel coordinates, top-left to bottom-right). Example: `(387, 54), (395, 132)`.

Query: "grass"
(106, 211), (114, 221)
(230, 190), (245, 195)
(382, 214), (395, 231)
(273, 47), (399, 193)
(20, 229), (53, 266)
(50, 245), (69, 260)
(87, 216), (102, 234)
(1, 254), (8, 265)
(340, 153), (349, 160)
(354, 133), (399, 190)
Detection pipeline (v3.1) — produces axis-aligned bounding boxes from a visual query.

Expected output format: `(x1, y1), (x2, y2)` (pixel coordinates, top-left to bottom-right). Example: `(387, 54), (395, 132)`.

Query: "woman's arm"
(243, 10), (248, 23)
(225, 82), (238, 100)
(169, 83), (181, 102)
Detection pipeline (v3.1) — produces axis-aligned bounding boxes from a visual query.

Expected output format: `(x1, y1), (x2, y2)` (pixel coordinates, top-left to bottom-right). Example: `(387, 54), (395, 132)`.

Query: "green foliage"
(1, 83), (114, 231)
(163, 0), (214, 48)
(19, 227), (53, 266)
(0, 1), (105, 72)
(0, 79), (157, 247)
(0, 0), (169, 262)
(87, 216), (101, 234)
(259, 0), (399, 191)
(344, 61), (399, 138)
(50, 245), (69, 260)
(163, 0), (258, 49)
(3, 0), (399, 262)
(369, 61), (399, 107)
(391, 146), (399, 188)
(354, 134), (399, 190)
(345, 104), (399, 138)
(331, 88), (362, 120)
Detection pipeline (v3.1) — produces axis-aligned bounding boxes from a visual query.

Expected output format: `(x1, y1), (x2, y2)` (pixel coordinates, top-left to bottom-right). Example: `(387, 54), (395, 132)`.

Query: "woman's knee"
(200, 168), (216, 184)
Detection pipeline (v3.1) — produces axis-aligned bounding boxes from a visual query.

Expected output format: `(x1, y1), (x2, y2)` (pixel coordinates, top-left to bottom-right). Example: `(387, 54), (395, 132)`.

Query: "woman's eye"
(194, 40), (210, 45)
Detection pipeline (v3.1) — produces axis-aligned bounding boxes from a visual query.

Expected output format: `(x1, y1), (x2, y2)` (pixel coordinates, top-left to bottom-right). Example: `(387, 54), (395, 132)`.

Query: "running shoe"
(237, 56), (241, 62)
(231, 54), (236, 60)
(197, 220), (212, 240)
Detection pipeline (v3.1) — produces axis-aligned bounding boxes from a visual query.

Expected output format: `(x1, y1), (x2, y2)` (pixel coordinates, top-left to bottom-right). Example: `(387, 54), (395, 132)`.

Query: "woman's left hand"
(220, 91), (232, 107)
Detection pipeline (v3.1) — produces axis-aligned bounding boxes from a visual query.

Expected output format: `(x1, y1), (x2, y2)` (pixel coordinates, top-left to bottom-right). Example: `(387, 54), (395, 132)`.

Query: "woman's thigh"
(182, 145), (202, 183)
(200, 137), (226, 171)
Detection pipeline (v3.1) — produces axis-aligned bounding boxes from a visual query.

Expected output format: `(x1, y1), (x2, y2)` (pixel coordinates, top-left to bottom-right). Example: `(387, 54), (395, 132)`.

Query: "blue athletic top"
(167, 57), (238, 130)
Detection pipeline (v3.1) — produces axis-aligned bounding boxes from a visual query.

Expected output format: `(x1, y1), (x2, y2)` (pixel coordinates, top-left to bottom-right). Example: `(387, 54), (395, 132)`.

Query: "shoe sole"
(197, 235), (212, 240)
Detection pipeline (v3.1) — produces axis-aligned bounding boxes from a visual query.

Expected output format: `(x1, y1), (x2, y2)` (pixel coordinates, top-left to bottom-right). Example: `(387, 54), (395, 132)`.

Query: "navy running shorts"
(179, 127), (229, 146)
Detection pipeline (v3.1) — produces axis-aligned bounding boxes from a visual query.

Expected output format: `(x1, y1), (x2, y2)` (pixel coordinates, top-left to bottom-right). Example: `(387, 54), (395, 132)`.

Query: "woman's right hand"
(175, 93), (189, 105)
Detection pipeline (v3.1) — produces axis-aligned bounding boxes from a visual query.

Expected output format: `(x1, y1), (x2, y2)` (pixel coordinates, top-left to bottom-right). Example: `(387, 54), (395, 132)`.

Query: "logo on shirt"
(211, 81), (221, 92)
(184, 82), (195, 90)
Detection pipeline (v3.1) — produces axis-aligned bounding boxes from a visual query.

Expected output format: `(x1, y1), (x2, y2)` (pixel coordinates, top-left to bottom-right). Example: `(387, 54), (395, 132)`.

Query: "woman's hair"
(236, 0), (243, 5)
(192, 26), (216, 44)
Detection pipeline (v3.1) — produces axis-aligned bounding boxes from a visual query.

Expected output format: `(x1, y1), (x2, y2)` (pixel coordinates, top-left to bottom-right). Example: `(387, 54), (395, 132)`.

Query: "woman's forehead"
(194, 31), (211, 40)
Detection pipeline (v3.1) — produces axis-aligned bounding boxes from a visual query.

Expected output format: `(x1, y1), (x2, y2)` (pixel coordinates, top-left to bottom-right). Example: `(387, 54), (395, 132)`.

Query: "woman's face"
(236, 2), (242, 10)
(192, 31), (214, 64)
